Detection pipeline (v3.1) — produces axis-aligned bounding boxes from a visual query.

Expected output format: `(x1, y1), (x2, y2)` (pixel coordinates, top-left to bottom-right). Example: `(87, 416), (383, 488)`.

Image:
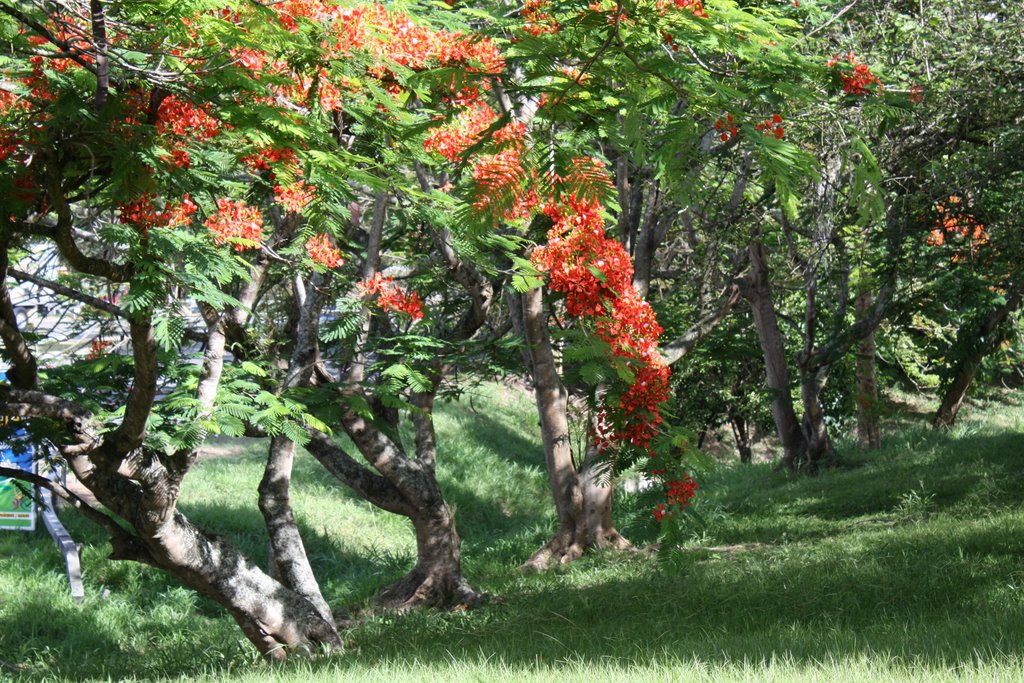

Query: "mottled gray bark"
(259, 273), (334, 624)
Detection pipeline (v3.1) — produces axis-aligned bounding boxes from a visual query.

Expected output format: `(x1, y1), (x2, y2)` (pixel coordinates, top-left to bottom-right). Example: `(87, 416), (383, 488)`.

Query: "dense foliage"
(0, 0), (1020, 667)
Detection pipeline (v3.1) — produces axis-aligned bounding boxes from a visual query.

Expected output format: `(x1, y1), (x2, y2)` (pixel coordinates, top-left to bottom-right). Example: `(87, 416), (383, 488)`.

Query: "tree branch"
(108, 318), (157, 454)
(0, 465), (140, 545)
(661, 283), (743, 366)
(304, 431), (416, 516)
(0, 248), (39, 389)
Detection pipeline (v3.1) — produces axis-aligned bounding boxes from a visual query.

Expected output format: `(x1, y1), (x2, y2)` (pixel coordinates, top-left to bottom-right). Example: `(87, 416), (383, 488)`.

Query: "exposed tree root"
(375, 568), (486, 611)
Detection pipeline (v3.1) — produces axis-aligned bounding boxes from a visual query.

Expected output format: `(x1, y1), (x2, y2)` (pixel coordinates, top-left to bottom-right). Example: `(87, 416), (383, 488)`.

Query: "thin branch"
(9, 267), (125, 318)
(304, 431), (415, 516)
(661, 284), (743, 366)
(803, 0), (860, 39)
(108, 319), (157, 454)
(0, 1), (97, 74)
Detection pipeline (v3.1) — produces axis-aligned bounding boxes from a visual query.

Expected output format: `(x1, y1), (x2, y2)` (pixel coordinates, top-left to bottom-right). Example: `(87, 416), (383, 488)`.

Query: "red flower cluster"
(755, 113), (785, 139)
(241, 146), (299, 174)
(0, 131), (17, 163)
(909, 85), (924, 104)
(361, 5), (505, 74)
(119, 194), (197, 234)
(521, 0), (560, 36)
(209, 1), (505, 126)
(715, 114), (738, 142)
(231, 47), (269, 75)
(274, 180), (316, 214)
(534, 199), (632, 317)
(655, 0), (708, 18)
(0, 90), (26, 162)
(651, 474), (697, 521)
(926, 195), (989, 260)
(671, 0), (708, 18)
(86, 339), (113, 360)
(666, 475), (698, 506)
(156, 96), (222, 139)
(205, 199), (263, 251)
(357, 273), (424, 320)
(163, 149), (192, 169)
(424, 101), (526, 162)
(319, 76), (344, 112)
(532, 187), (671, 451)
(827, 52), (882, 96)
(470, 148), (538, 220)
(306, 233), (344, 268)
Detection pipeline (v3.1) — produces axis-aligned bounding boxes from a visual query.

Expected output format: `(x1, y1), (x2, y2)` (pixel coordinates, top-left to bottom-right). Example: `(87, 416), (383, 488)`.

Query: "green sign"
(0, 417), (35, 532)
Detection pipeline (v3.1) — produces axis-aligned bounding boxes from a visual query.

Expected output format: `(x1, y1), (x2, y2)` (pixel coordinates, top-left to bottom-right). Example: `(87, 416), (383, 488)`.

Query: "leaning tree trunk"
(0, 170), (342, 660)
(135, 507), (341, 659)
(304, 396), (485, 610)
(294, 181), (490, 610)
(933, 356), (983, 429)
(259, 435), (334, 624)
(520, 286), (631, 571)
(743, 242), (807, 469)
(934, 283), (1023, 428)
(854, 291), (882, 448)
(52, 433), (344, 660)
(258, 272), (335, 624)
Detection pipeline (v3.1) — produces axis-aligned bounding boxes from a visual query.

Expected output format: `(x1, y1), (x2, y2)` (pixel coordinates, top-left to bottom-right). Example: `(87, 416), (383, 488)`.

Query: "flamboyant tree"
(0, 0), (359, 655)
(0, 0), (723, 651)
(0, 0), (540, 654)
(485, 0), (890, 514)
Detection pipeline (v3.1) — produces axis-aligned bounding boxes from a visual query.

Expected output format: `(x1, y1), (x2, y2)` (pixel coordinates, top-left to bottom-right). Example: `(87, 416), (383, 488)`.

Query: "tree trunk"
(934, 284), (1023, 427)
(521, 451), (631, 571)
(258, 273), (335, 624)
(577, 442), (632, 550)
(304, 403), (485, 610)
(520, 287), (631, 571)
(259, 435), (334, 624)
(375, 500), (481, 609)
(797, 363), (837, 471)
(64, 440), (342, 660)
(743, 242), (807, 468)
(143, 510), (341, 660)
(933, 356), (982, 429)
(728, 408), (752, 464)
(854, 291), (882, 448)
(299, 181), (491, 612)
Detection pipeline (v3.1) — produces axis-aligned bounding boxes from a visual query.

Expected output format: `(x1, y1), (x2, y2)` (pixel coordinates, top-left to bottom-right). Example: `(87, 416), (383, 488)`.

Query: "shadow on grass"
(327, 517), (1024, 671)
(6, 393), (1023, 679)
(440, 409), (545, 472)
(701, 429), (1024, 526)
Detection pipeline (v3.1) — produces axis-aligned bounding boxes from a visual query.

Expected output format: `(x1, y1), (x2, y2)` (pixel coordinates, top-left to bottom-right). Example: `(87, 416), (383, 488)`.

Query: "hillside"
(2, 385), (1023, 682)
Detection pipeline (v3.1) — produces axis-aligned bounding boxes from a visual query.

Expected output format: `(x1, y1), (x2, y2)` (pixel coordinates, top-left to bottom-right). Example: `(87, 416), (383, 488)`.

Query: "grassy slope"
(1, 385), (1024, 682)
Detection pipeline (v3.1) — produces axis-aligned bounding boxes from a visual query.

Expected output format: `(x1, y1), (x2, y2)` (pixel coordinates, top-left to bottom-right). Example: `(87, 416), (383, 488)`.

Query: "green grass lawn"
(2, 385), (1024, 682)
